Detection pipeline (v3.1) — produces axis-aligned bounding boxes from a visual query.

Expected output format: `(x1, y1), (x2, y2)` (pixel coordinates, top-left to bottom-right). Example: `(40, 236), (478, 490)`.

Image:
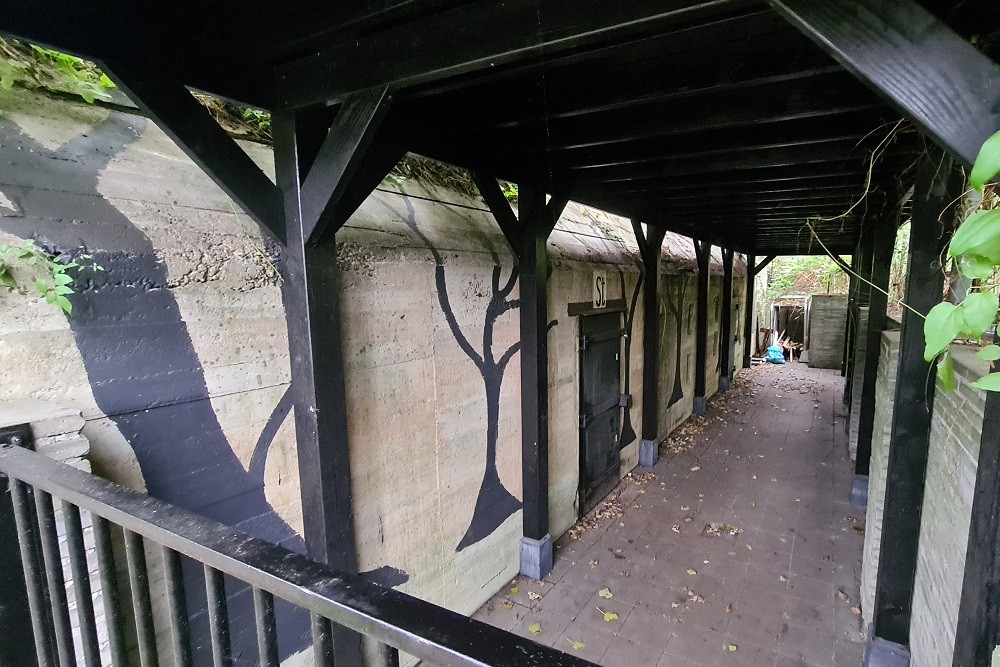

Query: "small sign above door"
(593, 270), (608, 309)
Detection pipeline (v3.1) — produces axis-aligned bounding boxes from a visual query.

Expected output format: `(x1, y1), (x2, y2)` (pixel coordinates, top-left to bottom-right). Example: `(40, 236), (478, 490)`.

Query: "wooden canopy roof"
(4, 1), (999, 254)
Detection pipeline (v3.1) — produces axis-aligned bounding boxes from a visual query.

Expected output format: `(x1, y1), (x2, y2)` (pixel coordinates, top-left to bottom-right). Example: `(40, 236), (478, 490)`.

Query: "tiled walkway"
(474, 364), (866, 666)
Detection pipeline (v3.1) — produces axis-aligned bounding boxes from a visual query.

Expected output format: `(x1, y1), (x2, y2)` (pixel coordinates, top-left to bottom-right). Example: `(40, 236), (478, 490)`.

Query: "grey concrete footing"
(864, 636), (910, 666)
(852, 473), (869, 507)
(519, 534), (552, 580)
(719, 376), (731, 392)
(693, 396), (707, 416)
(639, 439), (658, 468)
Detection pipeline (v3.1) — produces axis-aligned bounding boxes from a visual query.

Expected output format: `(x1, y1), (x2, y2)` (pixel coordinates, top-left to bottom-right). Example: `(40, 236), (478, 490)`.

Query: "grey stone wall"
(807, 294), (848, 369)
(860, 332), (899, 623)
(909, 345), (986, 667)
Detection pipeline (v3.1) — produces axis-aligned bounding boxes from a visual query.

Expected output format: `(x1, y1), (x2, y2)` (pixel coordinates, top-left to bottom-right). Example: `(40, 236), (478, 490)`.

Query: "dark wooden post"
(842, 252), (861, 378)
(853, 213), (896, 504)
(743, 253), (756, 369)
(272, 90), (401, 666)
(693, 240), (711, 416)
(868, 151), (963, 660)
(719, 248), (735, 391)
(632, 221), (667, 468)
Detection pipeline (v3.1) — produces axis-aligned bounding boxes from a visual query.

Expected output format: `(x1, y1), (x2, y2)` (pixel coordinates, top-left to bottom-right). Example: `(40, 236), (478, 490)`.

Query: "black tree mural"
(382, 195), (543, 552)
(665, 274), (689, 408)
(617, 269), (642, 449)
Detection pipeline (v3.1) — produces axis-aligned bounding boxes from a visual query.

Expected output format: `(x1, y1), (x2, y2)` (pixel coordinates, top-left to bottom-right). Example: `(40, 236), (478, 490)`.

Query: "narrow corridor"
(475, 364), (866, 666)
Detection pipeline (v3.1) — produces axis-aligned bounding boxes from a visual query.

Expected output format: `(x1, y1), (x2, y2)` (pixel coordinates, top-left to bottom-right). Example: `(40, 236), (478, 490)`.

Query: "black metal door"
(579, 312), (623, 515)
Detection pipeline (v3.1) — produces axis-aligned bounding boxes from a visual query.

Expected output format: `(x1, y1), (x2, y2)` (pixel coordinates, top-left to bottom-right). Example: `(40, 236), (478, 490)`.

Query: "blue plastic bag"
(766, 345), (786, 364)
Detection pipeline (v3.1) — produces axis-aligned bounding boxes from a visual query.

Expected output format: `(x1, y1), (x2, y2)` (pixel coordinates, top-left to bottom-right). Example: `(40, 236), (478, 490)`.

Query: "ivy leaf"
(971, 130), (1000, 190)
(55, 295), (72, 314)
(528, 622), (542, 635)
(972, 373), (1000, 392)
(977, 345), (1000, 362)
(949, 209), (1000, 261)
(959, 254), (997, 280)
(924, 302), (966, 361)
(938, 351), (957, 393)
(960, 291), (999, 336)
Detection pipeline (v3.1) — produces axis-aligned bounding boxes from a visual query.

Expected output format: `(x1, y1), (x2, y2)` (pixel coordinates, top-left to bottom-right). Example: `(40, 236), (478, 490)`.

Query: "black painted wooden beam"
(871, 150), (964, 649)
(299, 87), (396, 244)
(954, 389), (1000, 666)
(273, 110), (365, 666)
(854, 214), (896, 482)
(752, 255), (777, 277)
(470, 173), (523, 243)
(633, 221), (667, 467)
(719, 248), (735, 391)
(102, 63), (285, 242)
(769, 0), (1000, 166)
(693, 240), (712, 416)
(743, 254), (757, 368)
(275, 0), (757, 108)
(842, 253), (861, 378)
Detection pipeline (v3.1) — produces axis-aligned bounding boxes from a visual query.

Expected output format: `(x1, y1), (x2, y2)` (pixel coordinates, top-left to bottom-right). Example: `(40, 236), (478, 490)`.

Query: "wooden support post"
(273, 96), (400, 666)
(870, 149), (963, 659)
(631, 221), (667, 468)
(472, 174), (568, 580)
(693, 240), (711, 416)
(852, 214), (896, 504)
(743, 254), (756, 370)
(719, 248), (735, 391)
(842, 253), (861, 378)
(845, 231), (874, 412)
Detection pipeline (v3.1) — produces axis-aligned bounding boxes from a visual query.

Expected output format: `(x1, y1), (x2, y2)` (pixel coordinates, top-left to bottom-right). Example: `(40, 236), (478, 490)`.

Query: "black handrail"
(0, 443), (596, 667)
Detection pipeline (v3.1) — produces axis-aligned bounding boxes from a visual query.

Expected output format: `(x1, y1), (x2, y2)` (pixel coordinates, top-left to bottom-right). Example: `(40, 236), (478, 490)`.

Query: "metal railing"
(0, 441), (595, 667)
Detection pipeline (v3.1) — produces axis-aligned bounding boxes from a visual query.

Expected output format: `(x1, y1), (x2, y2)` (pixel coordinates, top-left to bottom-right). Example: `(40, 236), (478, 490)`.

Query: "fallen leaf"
(724, 603), (733, 613)
(589, 559), (599, 568)
(779, 575), (788, 583)
(528, 622), (542, 634)
(690, 595), (705, 604)
(567, 639), (585, 650)
(836, 589), (848, 601)
(671, 602), (681, 608)
(686, 568), (698, 576)
(852, 606), (862, 616)
(691, 466), (701, 472)
(510, 586), (519, 595)
(727, 644), (738, 652)
(598, 588), (614, 599)
(681, 506), (690, 511)
(603, 611), (618, 622)
(502, 600), (513, 610)
(528, 592), (541, 602)
(671, 525), (681, 533)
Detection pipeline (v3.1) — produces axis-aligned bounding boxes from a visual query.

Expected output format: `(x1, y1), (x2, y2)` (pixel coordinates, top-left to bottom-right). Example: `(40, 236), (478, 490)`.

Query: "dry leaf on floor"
(528, 622), (542, 634)
(567, 639), (585, 650)
(589, 559), (599, 568)
(510, 586), (519, 595)
(779, 575), (788, 583)
(690, 466), (701, 472)
(671, 602), (681, 608)
(686, 568), (697, 576)
(836, 589), (848, 601)
(502, 600), (513, 610)
(727, 644), (738, 652)
(602, 611), (618, 622)
(598, 588), (613, 599)
(852, 606), (862, 616)
(672, 525), (681, 533)
(528, 592), (541, 602)
(724, 604), (733, 613)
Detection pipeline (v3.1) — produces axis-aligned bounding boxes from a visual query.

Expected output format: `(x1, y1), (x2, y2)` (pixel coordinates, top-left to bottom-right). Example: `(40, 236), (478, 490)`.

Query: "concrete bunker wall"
(0, 89), (745, 633)
(861, 331), (987, 667)
(807, 294), (847, 370)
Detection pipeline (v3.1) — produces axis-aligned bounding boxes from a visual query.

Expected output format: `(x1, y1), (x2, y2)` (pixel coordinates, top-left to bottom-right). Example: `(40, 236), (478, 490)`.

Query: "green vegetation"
(0, 40), (116, 103)
(764, 255), (847, 303)
(0, 240), (102, 314)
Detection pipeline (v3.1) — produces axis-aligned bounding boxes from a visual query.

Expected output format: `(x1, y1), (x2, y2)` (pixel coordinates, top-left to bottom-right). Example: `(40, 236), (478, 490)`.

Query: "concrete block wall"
(0, 87), (747, 655)
(848, 307), (869, 461)
(909, 345), (986, 666)
(807, 294), (848, 369)
(860, 332), (899, 623)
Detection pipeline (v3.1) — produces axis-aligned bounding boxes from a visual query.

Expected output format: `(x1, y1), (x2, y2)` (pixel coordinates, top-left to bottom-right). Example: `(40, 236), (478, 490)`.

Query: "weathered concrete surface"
(808, 295), (848, 370)
(860, 332), (899, 625)
(475, 365), (865, 665)
(848, 307), (870, 461)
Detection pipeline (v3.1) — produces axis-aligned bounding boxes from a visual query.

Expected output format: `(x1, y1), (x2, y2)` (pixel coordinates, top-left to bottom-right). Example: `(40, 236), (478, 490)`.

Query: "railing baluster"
(311, 614), (335, 667)
(124, 528), (159, 667)
(204, 565), (233, 667)
(92, 515), (127, 665)
(162, 546), (192, 667)
(62, 502), (101, 667)
(33, 489), (77, 666)
(252, 587), (279, 667)
(380, 642), (401, 667)
(9, 479), (57, 666)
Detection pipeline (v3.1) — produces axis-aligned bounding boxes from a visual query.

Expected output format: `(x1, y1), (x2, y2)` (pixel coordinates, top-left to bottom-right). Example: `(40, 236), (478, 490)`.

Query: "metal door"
(579, 312), (624, 515)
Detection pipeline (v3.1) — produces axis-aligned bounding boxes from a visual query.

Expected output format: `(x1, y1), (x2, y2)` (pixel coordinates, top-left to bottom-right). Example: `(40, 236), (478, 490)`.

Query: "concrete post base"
(864, 636), (910, 666)
(852, 474), (869, 507)
(693, 396), (707, 416)
(719, 376), (731, 392)
(639, 439), (658, 468)
(519, 534), (553, 581)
